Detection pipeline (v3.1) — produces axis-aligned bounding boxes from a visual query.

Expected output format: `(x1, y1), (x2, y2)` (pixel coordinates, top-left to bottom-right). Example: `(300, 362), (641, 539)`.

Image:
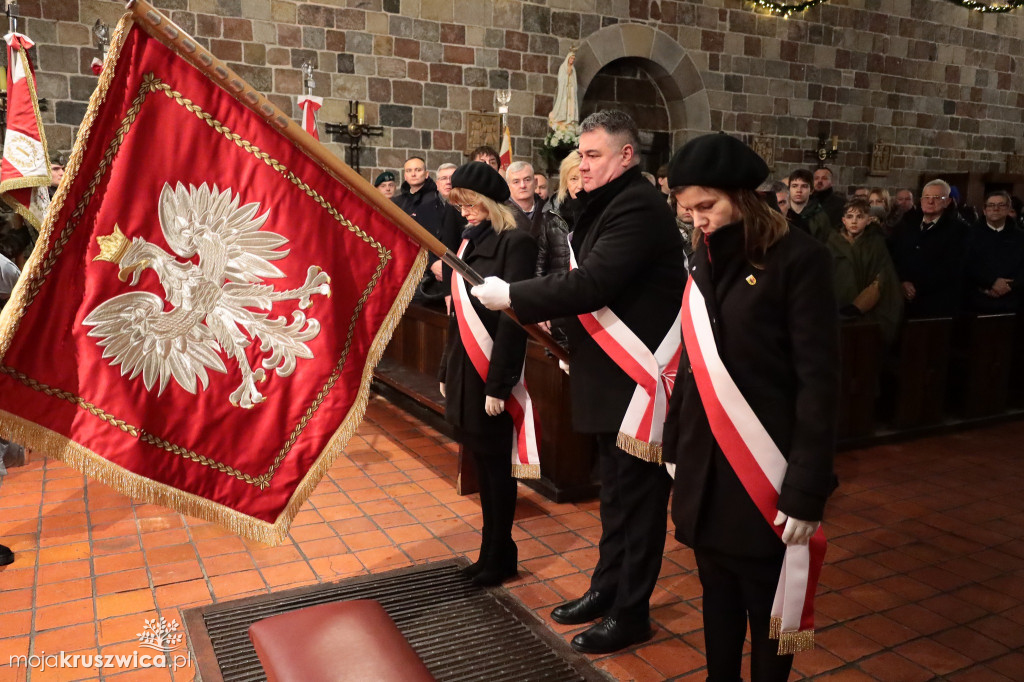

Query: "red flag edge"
(0, 12), (429, 545)
(0, 37), (53, 227)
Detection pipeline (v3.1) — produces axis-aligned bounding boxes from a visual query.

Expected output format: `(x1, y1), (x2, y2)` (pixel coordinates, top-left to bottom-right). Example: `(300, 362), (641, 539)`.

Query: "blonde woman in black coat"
(438, 162), (539, 587)
(664, 135), (839, 682)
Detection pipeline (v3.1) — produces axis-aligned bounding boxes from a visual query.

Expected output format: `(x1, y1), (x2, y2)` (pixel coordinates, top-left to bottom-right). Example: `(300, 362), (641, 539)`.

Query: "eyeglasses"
(453, 202), (480, 211)
(921, 195), (948, 202)
(985, 203), (1009, 210)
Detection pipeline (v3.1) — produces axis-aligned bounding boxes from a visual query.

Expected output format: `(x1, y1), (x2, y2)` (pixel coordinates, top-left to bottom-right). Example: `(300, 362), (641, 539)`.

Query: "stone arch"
(573, 24), (711, 148)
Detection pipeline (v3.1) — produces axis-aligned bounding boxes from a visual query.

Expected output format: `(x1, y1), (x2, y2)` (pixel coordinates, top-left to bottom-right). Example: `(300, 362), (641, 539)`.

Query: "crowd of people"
(3, 112), (1022, 678)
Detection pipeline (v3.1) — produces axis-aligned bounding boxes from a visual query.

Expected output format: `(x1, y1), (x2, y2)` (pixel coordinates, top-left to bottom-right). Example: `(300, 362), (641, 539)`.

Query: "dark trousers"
(695, 547), (794, 682)
(589, 434), (672, 623)
(468, 447), (518, 568)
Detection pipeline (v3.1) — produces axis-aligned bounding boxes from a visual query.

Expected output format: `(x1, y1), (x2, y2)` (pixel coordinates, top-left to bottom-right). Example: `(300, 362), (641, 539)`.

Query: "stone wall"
(14, 0), (1024, 194)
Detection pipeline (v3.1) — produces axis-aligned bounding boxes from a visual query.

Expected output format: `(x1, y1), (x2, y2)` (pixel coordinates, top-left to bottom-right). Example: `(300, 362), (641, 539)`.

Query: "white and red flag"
(297, 95), (322, 140)
(91, 57), (103, 75)
(0, 32), (51, 229)
(499, 123), (512, 170)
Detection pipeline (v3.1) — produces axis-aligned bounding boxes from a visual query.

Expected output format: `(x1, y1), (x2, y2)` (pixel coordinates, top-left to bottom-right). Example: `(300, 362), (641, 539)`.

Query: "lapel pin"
(746, 274), (756, 285)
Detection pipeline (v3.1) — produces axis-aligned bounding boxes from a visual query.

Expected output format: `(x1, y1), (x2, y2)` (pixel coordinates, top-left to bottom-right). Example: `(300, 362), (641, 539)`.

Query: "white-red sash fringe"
(451, 240), (540, 479)
(567, 245), (680, 463)
(681, 278), (826, 654)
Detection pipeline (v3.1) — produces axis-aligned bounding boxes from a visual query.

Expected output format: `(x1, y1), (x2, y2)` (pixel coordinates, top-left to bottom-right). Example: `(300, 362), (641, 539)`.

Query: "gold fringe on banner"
(511, 463), (541, 480)
(769, 617), (816, 654)
(616, 431), (663, 464)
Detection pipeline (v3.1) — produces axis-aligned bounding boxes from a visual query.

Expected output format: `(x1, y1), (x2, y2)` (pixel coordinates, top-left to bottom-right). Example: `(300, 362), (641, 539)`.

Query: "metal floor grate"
(183, 560), (608, 682)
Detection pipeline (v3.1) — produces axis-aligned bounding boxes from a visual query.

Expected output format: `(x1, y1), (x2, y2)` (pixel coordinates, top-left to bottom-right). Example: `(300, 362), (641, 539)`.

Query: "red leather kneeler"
(248, 600), (435, 682)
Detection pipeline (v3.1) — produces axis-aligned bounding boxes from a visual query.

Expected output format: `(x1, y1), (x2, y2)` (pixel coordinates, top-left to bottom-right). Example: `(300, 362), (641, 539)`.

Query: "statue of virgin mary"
(548, 49), (578, 132)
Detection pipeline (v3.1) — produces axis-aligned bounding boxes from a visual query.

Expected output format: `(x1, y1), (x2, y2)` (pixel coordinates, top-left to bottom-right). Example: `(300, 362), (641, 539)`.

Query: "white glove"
(439, 383), (446, 398)
(484, 396), (506, 416)
(664, 462), (676, 479)
(558, 360), (570, 375)
(471, 276), (511, 310)
(773, 510), (819, 546)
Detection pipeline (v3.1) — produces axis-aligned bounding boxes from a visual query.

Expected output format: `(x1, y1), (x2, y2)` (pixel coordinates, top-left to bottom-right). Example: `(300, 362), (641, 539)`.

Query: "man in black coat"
(810, 166), (845, 229)
(505, 160), (570, 278)
(888, 179), (969, 318)
(394, 156), (462, 305)
(964, 190), (1024, 313)
(471, 110), (685, 654)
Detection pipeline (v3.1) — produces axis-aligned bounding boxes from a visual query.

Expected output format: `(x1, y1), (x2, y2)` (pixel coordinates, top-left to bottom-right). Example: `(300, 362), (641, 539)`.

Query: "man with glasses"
(963, 190), (1024, 313)
(889, 178), (969, 318)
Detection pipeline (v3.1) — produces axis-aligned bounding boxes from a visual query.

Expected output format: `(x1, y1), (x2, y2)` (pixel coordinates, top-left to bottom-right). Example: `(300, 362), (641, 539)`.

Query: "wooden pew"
(947, 313), (1016, 418)
(837, 321), (884, 442)
(885, 317), (953, 429)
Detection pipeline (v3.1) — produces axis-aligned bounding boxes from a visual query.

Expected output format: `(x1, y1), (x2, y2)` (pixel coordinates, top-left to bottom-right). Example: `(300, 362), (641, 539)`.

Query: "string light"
(750, 0), (1023, 16)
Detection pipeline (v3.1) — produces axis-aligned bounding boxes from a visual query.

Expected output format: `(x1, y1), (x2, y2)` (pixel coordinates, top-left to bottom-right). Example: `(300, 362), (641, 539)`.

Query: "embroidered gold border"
(0, 39), (54, 228)
(0, 14), (428, 544)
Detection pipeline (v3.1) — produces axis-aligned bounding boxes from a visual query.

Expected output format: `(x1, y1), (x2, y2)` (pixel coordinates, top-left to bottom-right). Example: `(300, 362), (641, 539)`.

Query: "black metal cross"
(805, 134), (838, 168)
(325, 101), (384, 174)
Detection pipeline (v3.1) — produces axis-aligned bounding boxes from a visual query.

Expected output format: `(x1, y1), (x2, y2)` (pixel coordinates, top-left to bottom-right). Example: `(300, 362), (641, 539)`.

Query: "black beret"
(374, 171), (395, 187)
(668, 133), (769, 191)
(450, 161), (510, 203)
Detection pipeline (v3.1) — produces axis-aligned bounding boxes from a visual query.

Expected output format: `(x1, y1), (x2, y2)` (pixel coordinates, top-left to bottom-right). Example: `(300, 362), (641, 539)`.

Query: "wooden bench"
(248, 600), (434, 682)
(837, 321), (884, 442)
(885, 317), (953, 429)
(947, 313), (1016, 418)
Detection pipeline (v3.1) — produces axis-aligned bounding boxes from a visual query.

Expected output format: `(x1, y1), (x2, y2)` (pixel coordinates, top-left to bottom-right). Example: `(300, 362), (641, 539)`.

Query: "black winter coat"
(508, 166), (685, 434)
(663, 222), (840, 557)
(964, 222), (1024, 313)
(888, 212), (968, 318)
(438, 224), (538, 446)
(394, 178), (462, 264)
(508, 195), (571, 278)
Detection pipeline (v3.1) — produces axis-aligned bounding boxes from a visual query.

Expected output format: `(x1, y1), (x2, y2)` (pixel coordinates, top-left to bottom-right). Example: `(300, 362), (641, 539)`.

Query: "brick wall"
(15, 0), (1024, 194)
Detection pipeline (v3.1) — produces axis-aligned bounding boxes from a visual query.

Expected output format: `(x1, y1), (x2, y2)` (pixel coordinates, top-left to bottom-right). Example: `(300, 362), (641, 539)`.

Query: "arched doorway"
(573, 24), (711, 167)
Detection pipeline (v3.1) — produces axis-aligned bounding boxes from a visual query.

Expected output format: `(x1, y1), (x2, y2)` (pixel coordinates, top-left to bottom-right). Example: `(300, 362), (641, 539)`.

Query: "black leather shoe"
(0, 544), (13, 568)
(551, 590), (613, 625)
(570, 617), (653, 654)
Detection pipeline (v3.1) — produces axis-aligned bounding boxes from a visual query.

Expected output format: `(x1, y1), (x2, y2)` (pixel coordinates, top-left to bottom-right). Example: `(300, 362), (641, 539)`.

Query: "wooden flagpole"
(124, 0), (569, 363)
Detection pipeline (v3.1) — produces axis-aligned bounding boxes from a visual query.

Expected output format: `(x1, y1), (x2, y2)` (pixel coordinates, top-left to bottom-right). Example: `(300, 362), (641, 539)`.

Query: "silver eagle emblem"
(84, 182), (331, 408)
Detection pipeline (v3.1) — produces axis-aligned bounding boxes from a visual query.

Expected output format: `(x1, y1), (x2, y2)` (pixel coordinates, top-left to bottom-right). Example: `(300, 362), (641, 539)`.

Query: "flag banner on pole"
(499, 123), (512, 169)
(0, 10), (426, 545)
(0, 32), (51, 229)
(91, 57), (104, 76)
(297, 95), (322, 140)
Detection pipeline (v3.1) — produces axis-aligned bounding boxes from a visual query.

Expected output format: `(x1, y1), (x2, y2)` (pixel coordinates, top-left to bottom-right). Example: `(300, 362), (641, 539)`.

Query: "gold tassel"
(511, 463), (540, 480)
(775, 628), (815, 655)
(615, 432), (662, 464)
(769, 616), (782, 640)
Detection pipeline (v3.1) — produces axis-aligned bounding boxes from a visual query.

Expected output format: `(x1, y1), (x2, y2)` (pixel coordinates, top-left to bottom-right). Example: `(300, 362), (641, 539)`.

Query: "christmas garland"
(750, 0), (1023, 16)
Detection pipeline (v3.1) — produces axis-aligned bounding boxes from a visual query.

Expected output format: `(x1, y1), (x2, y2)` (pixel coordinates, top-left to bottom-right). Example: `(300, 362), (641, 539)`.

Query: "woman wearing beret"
(662, 134), (840, 682)
(438, 161), (539, 587)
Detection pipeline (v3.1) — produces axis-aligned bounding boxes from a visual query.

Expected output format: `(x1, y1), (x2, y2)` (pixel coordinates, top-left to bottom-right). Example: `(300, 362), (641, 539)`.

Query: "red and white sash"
(681, 277), (826, 654)
(451, 240), (541, 479)
(567, 245), (681, 463)
(297, 95), (323, 140)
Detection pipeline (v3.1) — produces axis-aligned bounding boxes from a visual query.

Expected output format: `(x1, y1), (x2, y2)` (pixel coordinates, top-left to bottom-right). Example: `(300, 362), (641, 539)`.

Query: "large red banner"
(0, 14), (425, 544)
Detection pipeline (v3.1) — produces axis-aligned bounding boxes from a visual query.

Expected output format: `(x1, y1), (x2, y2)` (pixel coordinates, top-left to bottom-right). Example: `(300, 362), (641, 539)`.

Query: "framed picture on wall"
(465, 113), (501, 155)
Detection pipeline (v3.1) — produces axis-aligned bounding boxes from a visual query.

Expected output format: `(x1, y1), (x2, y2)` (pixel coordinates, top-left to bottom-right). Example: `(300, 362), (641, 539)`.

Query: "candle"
(831, 135), (838, 151)
(357, 103), (365, 125)
(0, 65), (6, 93)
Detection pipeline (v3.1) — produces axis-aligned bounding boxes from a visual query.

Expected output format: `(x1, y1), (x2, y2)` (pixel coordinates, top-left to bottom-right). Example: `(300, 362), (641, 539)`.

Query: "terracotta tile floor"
(1, 395), (1022, 681)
